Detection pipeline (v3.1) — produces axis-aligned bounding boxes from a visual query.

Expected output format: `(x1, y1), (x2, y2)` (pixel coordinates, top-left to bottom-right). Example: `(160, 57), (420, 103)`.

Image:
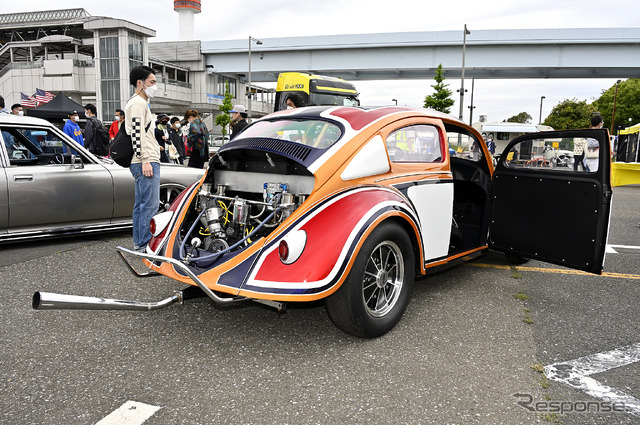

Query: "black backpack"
(109, 121), (150, 167)
(87, 117), (110, 157)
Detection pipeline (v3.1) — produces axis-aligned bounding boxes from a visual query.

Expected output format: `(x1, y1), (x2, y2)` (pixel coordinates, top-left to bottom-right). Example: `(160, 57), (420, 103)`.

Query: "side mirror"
(71, 155), (84, 169)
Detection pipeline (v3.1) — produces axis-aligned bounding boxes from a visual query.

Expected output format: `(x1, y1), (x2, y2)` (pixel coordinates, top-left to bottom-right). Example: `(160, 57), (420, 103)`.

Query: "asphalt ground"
(0, 186), (638, 425)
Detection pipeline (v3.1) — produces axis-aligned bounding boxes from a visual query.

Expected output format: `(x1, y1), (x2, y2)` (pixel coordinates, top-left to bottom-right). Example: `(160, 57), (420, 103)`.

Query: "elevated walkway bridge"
(202, 27), (640, 82)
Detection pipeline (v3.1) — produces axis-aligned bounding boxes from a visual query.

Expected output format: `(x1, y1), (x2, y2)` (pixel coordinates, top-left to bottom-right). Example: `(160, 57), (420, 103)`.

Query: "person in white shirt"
(125, 65), (160, 252)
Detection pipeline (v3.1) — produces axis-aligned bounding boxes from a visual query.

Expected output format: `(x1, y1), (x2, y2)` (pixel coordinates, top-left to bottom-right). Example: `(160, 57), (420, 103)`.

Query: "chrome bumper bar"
(114, 246), (246, 306)
(32, 246), (283, 312)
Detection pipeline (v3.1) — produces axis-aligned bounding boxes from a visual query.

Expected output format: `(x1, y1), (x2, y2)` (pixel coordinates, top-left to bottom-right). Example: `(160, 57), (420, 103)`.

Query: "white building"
(0, 8), (273, 132)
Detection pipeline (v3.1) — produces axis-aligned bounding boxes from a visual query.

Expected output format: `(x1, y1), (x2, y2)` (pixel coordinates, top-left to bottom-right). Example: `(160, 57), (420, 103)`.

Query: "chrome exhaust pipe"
(32, 291), (183, 311)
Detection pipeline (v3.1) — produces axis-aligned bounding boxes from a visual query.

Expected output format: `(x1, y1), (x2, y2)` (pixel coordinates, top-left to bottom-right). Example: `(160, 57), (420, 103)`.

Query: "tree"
(593, 79), (640, 131)
(424, 64), (455, 114)
(215, 81), (234, 137)
(543, 98), (597, 130)
(504, 112), (532, 124)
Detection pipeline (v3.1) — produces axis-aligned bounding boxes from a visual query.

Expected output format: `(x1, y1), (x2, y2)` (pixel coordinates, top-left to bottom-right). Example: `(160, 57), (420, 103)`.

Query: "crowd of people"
(0, 67), (264, 252)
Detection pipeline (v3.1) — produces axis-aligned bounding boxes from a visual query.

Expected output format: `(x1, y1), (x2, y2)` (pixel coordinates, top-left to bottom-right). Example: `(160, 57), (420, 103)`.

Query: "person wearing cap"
(154, 113), (171, 163)
(63, 111), (84, 147)
(583, 114), (604, 172)
(230, 104), (248, 140)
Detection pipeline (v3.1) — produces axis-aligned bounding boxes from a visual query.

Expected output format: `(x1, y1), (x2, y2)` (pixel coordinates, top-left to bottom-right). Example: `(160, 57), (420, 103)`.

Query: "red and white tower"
(173, 0), (201, 40)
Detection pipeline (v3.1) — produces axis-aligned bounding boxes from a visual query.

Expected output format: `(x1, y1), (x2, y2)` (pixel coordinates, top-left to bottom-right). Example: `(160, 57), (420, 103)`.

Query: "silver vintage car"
(0, 114), (204, 242)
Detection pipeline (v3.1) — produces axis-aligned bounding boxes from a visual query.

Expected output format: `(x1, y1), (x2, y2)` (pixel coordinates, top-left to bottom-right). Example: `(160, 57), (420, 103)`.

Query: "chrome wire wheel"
(361, 240), (404, 318)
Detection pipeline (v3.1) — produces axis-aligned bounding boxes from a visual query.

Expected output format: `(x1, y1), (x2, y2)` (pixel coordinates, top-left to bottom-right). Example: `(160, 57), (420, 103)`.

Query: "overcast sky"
(2, 0), (638, 124)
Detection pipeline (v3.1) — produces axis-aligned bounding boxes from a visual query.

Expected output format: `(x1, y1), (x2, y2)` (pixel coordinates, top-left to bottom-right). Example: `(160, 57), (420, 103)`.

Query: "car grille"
(224, 138), (312, 162)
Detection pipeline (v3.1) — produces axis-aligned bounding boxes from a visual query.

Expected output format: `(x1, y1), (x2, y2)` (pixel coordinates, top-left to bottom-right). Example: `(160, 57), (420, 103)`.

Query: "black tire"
(325, 221), (415, 338)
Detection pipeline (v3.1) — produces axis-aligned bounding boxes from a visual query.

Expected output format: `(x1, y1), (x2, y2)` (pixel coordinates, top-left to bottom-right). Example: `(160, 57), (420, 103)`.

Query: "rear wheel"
(325, 222), (415, 338)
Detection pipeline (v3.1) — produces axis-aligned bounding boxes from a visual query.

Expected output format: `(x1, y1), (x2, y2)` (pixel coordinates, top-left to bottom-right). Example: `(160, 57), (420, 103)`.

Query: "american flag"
(20, 93), (37, 108)
(34, 88), (55, 104)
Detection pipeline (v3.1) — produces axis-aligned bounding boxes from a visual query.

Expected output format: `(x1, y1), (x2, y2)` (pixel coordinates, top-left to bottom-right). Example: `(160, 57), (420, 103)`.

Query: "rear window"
(236, 119), (343, 149)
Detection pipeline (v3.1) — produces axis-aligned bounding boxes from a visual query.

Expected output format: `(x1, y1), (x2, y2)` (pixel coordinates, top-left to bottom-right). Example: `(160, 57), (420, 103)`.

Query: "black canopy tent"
(27, 92), (86, 121)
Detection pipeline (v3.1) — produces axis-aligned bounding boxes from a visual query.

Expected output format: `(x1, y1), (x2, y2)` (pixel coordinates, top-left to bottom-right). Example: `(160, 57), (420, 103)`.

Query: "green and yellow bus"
(274, 72), (360, 111)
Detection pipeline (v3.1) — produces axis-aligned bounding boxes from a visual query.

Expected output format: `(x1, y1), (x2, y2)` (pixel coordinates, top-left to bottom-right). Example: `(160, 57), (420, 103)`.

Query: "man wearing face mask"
(11, 104), (24, 116)
(125, 65), (160, 253)
(168, 116), (186, 164)
(230, 104), (248, 140)
(63, 111), (84, 147)
(109, 109), (125, 141)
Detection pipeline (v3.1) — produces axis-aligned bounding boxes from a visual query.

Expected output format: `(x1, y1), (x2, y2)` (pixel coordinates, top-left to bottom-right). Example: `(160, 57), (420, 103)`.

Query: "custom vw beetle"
(34, 106), (612, 338)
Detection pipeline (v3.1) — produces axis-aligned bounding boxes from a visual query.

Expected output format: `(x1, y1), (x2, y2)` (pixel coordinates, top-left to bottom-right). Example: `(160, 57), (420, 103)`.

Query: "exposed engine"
(178, 180), (308, 264)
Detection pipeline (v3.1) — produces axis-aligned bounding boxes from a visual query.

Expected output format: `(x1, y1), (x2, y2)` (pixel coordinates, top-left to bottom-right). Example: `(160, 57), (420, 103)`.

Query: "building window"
(128, 33), (143, 62)
(100, 36), (121, 122)
(217, 76), (236, 97)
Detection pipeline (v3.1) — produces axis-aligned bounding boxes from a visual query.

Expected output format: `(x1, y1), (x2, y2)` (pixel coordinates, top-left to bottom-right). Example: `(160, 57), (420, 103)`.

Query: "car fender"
(236, 186), (424, 301)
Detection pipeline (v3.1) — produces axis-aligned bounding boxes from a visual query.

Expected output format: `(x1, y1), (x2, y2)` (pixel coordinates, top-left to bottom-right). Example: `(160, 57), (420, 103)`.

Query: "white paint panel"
(96, 400), (161, 425)
(407, 183), (453, 261)
(340, 135), (390, 181)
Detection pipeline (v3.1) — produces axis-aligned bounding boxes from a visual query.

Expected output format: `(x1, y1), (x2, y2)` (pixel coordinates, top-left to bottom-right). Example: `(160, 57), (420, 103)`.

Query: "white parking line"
(95, 400), (161, 425)
(606, 244), (640, 254)
(545, 343), (640, 417)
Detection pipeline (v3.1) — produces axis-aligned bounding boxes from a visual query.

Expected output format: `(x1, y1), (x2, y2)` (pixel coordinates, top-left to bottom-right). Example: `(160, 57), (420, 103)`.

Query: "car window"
(237, 119), (342, 148)
(445, 129), (485, 163)
(385, 124), (442, 163)
(1, 126), (88, 166)
(504, 136), (599, 172)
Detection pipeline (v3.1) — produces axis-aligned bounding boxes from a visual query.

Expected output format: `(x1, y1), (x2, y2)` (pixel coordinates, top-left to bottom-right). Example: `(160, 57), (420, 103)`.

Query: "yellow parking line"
(468, 263), (640, 280)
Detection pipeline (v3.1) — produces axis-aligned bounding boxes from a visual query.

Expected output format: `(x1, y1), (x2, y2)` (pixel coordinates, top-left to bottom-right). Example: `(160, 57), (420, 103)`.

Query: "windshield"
(237, 119), (343, 149)
(310, 93), (359, 107)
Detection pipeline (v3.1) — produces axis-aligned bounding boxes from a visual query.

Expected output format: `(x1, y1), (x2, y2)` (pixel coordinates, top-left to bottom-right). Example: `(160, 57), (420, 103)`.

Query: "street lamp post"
(248, 36), (262, 123)
(611, 80), (622, 134)
(458, 24), (470, 122)
(539, 96), (546, 124)
(468, 78), (475, 125)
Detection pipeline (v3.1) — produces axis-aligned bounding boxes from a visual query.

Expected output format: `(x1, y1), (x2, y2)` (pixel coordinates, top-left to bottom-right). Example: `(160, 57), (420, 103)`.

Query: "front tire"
(325, 222), (415, 338)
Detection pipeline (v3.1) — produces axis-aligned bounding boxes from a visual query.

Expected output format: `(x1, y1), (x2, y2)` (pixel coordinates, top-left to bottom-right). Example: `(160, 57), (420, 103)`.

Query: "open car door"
(489, 129), (612, 274)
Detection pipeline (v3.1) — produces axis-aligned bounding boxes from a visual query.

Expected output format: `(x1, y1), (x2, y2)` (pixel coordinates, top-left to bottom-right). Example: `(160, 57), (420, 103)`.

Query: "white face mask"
(143, 83), (158, 98)
(17, 111), (24, 116)
(286, 106), (294, 110)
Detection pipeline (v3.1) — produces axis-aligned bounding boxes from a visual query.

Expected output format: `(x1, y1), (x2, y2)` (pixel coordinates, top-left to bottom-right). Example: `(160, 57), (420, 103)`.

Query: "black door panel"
(490, 129), (612, 274)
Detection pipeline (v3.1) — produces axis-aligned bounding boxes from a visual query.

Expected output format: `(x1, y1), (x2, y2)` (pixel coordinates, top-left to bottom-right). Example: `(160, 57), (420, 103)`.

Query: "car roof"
(0, 113), (54, 127)
(264, 105), (462, 128)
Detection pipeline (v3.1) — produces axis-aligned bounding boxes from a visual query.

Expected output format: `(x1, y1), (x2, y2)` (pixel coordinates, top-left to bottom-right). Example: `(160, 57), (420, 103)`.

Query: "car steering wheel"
(48, 153), (65, 164)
